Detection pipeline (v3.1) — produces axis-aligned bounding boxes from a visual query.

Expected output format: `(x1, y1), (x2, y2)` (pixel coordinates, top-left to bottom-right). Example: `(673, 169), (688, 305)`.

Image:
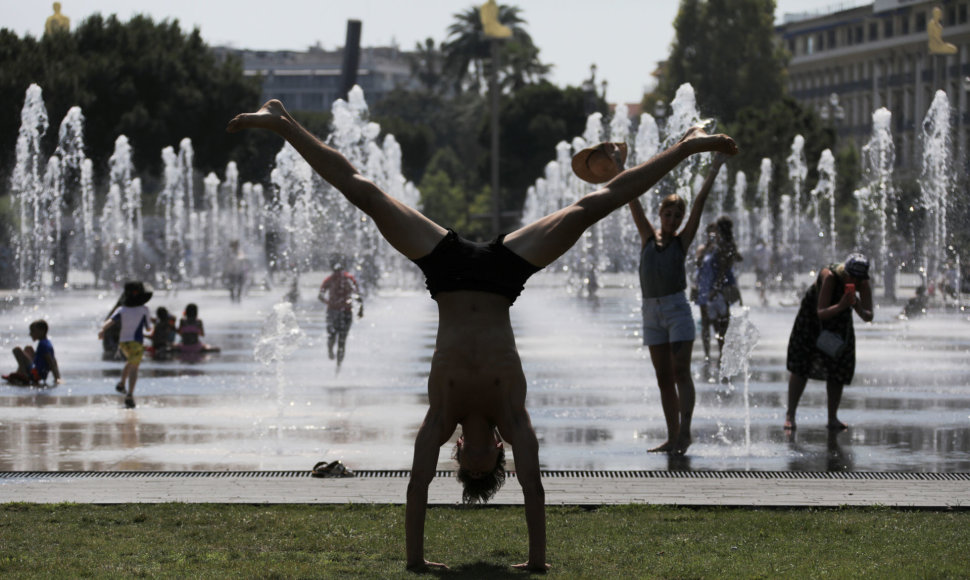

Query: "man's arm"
(406, 410), (448, 570)
(507, 412), (548, 571)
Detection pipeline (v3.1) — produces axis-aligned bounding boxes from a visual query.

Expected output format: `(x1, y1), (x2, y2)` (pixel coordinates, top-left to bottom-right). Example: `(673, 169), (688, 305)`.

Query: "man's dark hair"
(453, 442), (506, 504)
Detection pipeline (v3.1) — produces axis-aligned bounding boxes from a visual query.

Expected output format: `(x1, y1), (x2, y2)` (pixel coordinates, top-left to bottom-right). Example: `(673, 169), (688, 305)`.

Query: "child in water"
(148, 307), (178, 359)
(4, 320), (62, 386)
(178, 303), (205, 353)
(178, 303), (220, 356)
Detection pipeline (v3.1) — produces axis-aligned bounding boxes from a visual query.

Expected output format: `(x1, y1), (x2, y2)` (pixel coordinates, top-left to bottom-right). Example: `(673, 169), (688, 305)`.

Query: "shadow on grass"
(410, 560), (535, 578)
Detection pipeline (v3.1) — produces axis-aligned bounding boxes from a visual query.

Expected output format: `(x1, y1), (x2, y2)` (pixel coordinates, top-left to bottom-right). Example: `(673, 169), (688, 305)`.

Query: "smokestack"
(340, 20), (362, 100)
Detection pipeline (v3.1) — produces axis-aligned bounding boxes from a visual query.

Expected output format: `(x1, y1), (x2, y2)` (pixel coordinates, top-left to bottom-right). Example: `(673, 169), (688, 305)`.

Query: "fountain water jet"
(719, 308), (761, 454)
(919, 90), (953, 285)
(810, 148), (838, 256)
(11, 84), (50, 291)
(786, 135), (807, 272)
(858, 107), (897, 299)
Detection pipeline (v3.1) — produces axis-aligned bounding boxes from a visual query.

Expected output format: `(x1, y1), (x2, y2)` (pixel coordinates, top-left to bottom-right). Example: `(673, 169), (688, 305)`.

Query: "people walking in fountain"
(628, 153), (729, 455)
(701, 216), (742, 372)
(939, 262), (959, 307)
(784, 253), (873, 431)
(99, 281), (153, 408)
(228, 99), (737, 571)
(694, 223), (719, 369)
(3, 320), (62, 387)
(224, 240), (250, 303)
(752, 237), (772, 306)
(318, 257), (363, 370)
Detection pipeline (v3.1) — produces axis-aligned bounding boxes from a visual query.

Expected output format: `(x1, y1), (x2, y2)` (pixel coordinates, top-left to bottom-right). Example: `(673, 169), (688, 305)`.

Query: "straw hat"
(571, 142), (628, 184)
(123, 281), (154, 306)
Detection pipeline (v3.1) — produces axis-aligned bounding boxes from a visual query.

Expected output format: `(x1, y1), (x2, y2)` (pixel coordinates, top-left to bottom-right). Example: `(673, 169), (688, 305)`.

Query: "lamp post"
(480, 0), (511, 237)
(583, 64), (599, 115)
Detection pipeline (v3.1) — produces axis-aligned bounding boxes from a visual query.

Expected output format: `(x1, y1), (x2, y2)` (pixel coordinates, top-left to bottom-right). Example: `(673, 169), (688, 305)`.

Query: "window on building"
(901, 15), (910, 35)
(869, 22), (879, 41)
(818, 33), (825, 51)
(916, 11), (926, 32)
(855, 25), (864, 44)
(960, 4), (968, 24)
(789, 38), (796, 54)
(807, 35), (815, 54)
(884, 19), (894, 38)
(827, 29), (836, 49)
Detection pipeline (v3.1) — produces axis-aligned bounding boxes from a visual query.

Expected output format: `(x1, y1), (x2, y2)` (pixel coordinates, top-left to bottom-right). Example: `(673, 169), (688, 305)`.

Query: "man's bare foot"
(678, 126), (739, 156)
(406, 560), (449, 571)
(512, 562), (551, 572)
(784, 415), (796, 431)
(648, 440), (676, 453)
(827, 420), (848, 431)
(226, 99), (291, 133)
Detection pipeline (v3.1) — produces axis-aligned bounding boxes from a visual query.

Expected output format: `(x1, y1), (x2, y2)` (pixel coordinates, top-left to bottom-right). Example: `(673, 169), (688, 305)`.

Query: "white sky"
(4, 0), (860, 105)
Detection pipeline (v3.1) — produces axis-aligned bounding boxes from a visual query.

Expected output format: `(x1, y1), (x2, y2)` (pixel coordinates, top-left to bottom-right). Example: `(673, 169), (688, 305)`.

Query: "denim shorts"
(641, 291), (696, 346)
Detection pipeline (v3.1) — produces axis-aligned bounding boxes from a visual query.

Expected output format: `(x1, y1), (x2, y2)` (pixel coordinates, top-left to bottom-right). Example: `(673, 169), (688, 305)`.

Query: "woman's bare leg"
(228, 100), (445, 259)
(505, 128), (737, 267)
(826, 380), (847, 430)
(671, 340), (695, 455)
(785, 373), (808, 430)
(647, 344), (680, 452)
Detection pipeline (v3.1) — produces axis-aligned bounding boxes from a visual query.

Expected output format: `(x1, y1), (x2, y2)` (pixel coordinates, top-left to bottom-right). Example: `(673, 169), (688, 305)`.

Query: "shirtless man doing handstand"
(227, 100), (737, 571)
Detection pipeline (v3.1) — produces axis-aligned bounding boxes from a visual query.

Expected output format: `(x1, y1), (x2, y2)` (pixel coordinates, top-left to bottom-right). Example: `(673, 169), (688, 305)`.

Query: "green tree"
(479, 82), (589, 214)
(442, 4), (550, 93)
(0, 14), (263, 189)
(726, 97), (833, 202)
(408, 38), (447, 94)
(656, 0), (787, 125)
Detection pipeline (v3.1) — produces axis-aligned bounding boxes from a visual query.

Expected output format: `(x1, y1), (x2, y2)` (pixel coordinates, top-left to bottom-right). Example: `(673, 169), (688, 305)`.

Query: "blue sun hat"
(844, 253), (870, 280)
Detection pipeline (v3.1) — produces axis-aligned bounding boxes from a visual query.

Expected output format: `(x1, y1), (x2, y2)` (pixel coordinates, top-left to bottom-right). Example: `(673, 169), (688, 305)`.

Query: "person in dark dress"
(785, 253), (873, 431)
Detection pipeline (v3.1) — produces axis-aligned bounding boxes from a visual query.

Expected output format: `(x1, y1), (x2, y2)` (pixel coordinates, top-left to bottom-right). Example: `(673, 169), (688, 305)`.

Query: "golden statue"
(480, 0), (512, 39)
(45, 2), (70, 35)
(928, 6), (957, 55)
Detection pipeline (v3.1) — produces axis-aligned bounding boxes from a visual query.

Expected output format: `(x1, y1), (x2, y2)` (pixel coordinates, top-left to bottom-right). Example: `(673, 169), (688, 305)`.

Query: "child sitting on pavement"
(148, 306), (178, 359)
(3, 320), (62, 386)
(177, 303), (220, 358)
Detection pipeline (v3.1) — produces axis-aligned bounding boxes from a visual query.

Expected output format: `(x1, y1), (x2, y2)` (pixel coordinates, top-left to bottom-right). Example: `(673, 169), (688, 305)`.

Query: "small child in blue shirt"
(4, 320), (62, 386)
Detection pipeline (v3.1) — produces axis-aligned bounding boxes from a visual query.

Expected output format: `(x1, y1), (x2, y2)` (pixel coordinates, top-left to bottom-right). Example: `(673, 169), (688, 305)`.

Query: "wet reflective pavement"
(2, 272), (969, 473)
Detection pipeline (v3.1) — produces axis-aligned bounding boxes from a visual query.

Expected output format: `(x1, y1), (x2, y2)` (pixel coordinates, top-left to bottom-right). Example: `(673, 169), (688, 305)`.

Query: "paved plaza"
(2, 470), (967, 508)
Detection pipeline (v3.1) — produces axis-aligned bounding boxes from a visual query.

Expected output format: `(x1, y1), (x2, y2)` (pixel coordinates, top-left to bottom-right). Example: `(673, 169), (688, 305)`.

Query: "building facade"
(776, 0), (970, 173)
(218, 44), (420, 112)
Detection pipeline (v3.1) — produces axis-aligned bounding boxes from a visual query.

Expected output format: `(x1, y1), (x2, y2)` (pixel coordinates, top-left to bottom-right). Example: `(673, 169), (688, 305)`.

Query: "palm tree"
(408, 38), (447, 93)
(441, 4), (550, 93)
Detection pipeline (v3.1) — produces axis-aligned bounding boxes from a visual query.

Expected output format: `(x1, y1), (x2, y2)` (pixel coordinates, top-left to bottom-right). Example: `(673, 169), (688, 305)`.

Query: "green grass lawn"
(1, 503), (968, 578)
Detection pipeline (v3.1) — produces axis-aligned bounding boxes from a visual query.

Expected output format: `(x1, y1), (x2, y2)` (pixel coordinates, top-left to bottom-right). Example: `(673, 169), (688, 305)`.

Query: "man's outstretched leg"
(505, 127), (737, 267)
(228, 100), (444, 260)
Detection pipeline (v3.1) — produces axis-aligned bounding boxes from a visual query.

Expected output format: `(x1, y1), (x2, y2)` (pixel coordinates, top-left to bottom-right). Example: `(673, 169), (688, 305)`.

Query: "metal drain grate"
(2, 470), (969, 481)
